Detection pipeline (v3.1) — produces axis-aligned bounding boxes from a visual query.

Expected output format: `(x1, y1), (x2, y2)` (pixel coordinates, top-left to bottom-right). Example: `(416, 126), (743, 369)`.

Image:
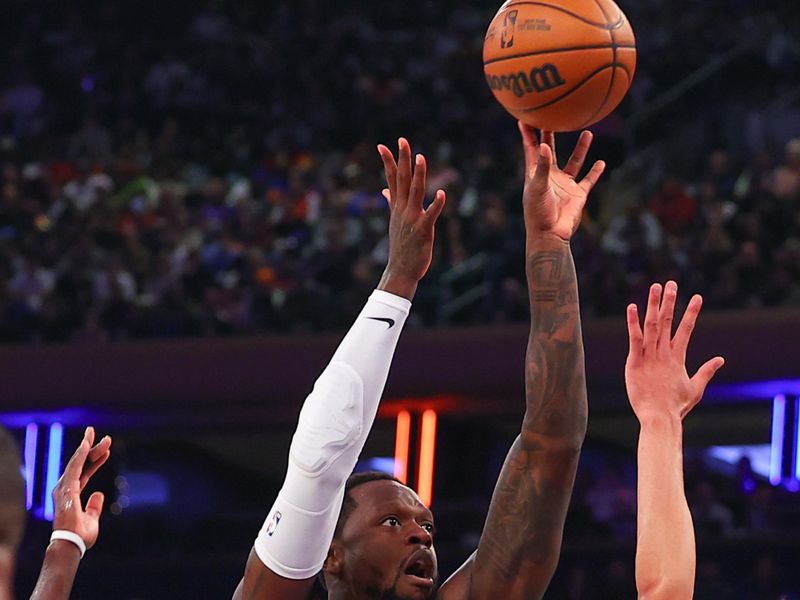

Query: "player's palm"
(625, 348), (697, 421)
(519, 124), (605, 241)
(57, 476), (103, 545)
(625, 282), (725, 422)
(530, 168), (593, 240)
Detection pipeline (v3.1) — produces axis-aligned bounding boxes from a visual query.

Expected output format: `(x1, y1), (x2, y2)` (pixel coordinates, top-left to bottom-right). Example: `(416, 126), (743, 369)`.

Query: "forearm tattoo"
(471, 239), (586, 600)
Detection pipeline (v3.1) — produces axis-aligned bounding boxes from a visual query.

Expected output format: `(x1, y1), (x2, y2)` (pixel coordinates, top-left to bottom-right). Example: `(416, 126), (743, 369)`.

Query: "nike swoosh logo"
(367, 317), (395, 328)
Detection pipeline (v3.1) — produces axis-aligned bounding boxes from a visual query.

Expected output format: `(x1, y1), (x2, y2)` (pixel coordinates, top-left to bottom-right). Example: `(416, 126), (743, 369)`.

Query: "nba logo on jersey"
(266, 510), (282, 536)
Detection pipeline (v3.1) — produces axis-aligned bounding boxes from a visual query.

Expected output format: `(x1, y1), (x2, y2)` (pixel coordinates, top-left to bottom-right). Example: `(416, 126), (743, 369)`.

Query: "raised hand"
(52, 426), (112, 550)
(625, 281), (725, 423)
(518, 123), (605, 241)
(376, 138), (447, 300)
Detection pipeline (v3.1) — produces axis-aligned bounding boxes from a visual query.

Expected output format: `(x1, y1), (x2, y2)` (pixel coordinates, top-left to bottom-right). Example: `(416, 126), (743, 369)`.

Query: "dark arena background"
(2, 0), (800, 598)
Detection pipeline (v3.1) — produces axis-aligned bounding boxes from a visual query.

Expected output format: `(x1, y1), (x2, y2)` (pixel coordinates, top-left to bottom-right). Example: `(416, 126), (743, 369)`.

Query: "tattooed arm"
(440, 125), (605, 600)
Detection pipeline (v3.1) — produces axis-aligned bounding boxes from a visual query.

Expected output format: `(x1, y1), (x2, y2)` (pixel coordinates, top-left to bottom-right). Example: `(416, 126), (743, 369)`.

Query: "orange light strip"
(417, 409), (437, 506)
(393, 410), (411, 484)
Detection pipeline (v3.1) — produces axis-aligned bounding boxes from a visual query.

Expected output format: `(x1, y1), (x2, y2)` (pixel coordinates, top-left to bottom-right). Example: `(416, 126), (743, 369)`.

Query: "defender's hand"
(376, 138), (446, 300)
(625, 281), (725, 423)
(52, 427), (112, 550)
(519, 123), (605, 242)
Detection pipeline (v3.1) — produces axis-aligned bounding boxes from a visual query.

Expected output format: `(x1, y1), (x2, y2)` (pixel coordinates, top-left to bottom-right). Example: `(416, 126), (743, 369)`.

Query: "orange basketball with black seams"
(483, 0), (636, 132)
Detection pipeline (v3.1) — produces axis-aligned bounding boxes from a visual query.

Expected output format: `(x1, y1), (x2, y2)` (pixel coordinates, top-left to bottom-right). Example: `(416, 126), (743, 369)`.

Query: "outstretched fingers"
(397, 138), (413, 209)
(377, 145), (398, 205)
(674, 294), (703, 358)
(422, 189), (447, 228)
(563, 130), (593, 178)
(541, 130), (557, 157)
(642, 283), (662, 356)
(626, 303), (643, 364)
(518, 121), (539, 172)
(62, 428), (92, 485)
(689, 356), (725, 408)
(81, 436), (112, 489)
(85, 491), (105, 520)
(657, 280), (678, 355)
(578, 160), (606, 193)
(532, 142), (553, 189)
(408, 153), (428, 212)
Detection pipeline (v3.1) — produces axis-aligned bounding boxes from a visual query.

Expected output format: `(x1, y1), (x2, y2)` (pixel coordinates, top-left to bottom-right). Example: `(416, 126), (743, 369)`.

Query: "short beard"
(364, 570), (437, 600)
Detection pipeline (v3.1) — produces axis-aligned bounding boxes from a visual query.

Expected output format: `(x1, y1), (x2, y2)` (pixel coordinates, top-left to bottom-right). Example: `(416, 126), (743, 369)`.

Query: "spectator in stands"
(694, 560), (736, 600)
(601, 199), (664, 257)
(691, 480), (735, 538)
(745, 555), (796, 600)
(649, 176), (697, 233)
(0, 0), (797, 338)
(771, 137), (800, 201)
(0, 427), (25, 600)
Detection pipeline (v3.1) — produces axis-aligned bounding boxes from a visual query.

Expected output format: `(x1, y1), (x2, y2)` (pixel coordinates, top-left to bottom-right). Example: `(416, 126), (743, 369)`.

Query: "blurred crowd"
(1, 0), (799, 343)
(551, 450), (800, 599)
(4, 3), (800, 598)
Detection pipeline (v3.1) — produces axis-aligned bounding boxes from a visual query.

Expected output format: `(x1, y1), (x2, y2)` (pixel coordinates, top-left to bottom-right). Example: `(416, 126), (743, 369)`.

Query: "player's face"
(336, 480), (438, 600)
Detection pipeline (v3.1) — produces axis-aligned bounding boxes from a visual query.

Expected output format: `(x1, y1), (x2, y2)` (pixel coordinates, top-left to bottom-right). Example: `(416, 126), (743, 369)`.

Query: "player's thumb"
(692, 356), (725, 393)
(423, 189), (447, 225)
(86, 491), (105, 520)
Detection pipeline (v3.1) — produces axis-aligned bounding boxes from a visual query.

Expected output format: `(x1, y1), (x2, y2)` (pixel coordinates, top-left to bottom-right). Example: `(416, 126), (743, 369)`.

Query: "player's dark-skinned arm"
(441, 124), (605, 600)
(234, 139), (446, 600)
(626, 282), (724, 600)
(30, 427), (111, 600)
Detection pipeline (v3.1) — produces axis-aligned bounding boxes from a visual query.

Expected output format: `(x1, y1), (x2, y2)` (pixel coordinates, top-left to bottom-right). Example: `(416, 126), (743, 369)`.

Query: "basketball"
(483, 0), (636, 132)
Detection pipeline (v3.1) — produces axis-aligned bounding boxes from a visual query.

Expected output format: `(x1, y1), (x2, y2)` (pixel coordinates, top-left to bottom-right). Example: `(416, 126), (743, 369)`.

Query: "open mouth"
(403, 550), (435, 586)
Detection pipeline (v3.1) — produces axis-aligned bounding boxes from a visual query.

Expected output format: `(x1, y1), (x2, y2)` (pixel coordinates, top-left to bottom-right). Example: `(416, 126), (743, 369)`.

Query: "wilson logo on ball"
(486, 63), (566, 97)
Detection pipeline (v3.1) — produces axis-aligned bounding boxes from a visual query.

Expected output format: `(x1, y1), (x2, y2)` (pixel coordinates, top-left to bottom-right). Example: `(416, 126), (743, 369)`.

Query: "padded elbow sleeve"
(254, 289), (411, 579)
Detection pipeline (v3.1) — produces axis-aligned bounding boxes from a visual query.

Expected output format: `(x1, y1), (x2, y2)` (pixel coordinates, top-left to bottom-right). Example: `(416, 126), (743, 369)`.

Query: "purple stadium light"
(770, 395), (785, 486)
(24, 424), (38, 510)
(795, 396), (800, 484)
(708, 378), (800, 401)
(43, 423), (64, 521)
(0, 408), (96, 428)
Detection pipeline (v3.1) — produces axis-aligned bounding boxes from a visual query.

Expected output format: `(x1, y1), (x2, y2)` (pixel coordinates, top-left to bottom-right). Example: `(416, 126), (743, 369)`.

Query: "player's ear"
(323, 540), (344, 576)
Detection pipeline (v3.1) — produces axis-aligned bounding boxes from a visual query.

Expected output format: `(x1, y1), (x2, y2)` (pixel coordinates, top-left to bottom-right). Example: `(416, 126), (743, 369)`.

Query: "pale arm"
(635, 415), (694, 599)
(626, 282), (724, 600)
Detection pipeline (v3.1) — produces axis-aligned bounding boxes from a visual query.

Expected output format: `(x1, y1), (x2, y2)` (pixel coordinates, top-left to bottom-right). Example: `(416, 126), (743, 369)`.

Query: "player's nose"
(405, 522), (432, 547)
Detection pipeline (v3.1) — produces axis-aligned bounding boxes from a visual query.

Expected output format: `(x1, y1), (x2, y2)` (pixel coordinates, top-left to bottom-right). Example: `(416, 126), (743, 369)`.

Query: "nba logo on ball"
(484, 0), (637, 132)
(266, 510), (282, 536)
(501, 10), (518, 48)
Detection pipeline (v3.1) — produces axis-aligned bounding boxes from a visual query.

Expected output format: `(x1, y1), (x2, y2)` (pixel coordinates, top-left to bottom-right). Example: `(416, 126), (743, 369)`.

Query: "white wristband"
(50, 530), (87, 558)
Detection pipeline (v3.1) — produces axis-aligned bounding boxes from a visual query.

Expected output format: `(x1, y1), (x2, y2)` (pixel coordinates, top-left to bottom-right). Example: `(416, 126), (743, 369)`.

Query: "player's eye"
(422, 522), (435, 534)
(381, 516), (401, 527)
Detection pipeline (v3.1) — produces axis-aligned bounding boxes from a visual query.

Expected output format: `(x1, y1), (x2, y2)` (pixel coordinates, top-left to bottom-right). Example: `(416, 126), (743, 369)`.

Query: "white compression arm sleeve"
(254, 289), (411, 579)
